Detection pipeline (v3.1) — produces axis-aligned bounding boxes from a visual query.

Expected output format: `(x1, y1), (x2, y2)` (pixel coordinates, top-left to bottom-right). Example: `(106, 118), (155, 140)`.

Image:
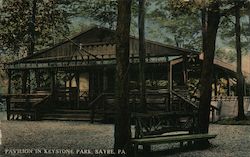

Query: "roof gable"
(15, 27), (197, 63)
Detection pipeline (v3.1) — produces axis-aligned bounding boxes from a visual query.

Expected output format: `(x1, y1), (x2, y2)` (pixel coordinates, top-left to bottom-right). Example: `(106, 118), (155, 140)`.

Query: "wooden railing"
(89, 93), (105, 123)
(4, 93), (51, 120)
(33, 94), (52, 120)
(89, 91), (170, 123)
(172, 89), (222, 123)
(171, 90), (198, 112)
(5, 55), (169, 70)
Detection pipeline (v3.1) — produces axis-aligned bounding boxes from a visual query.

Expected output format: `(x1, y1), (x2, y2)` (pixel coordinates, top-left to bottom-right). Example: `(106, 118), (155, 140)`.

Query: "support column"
(227, 76), (231, 96)
(89, 71), (93, 100)
(21, 70), (28, 94)
(50, 71), (55, 94)
(103, 67), (108, 92)
(35, 70), (41, 89)
(89, 70), (96, 100)
(75, 72), (80, 109)
(7, 70), (12, 120)
(243, 78), (246, 96)
(50, 70), (56, 108)
(27, 70), (31, 94)
(214, 74), (218, 96)
(168, 62), (173, 92)
(97, 70), (101, 94)
(69, 73), (72, 88)
(167, 61), (172, 112)
(182, 54), (188, 85)
(69, 73), (73, 106)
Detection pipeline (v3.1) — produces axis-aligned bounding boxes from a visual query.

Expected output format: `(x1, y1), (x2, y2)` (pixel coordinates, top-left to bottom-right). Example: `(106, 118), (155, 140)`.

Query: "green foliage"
(0, 0), (71, 54)
(216, 48), (236, 62)
(81, 0), (118, 29)
(218, 9), (250, 61)
(70, 0), (139, 29)
(148, 0), (202, 50)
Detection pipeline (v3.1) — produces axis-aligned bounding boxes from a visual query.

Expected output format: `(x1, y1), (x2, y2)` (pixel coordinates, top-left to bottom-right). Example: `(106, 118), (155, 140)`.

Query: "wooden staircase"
(5, 93), (51, 121)
(170, 86), (198, 112)
(5, 87), (200, 123)
(40, 109), (104, 122)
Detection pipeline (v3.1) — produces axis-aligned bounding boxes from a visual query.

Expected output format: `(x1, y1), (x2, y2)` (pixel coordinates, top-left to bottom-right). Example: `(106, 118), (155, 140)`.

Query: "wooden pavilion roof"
(7, 26), (248, 81)
(200, 54), (250, 82)
(11, 26), (197, 63)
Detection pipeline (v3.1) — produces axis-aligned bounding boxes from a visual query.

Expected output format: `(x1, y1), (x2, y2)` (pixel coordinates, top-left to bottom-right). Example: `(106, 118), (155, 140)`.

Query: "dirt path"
(0, 121), (250, 157)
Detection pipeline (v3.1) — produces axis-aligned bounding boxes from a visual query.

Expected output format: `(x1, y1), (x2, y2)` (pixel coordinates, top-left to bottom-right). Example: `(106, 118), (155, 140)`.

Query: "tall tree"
(26, 0), (37, 93)
(139, 0), (147, 112)
(114, 0), (132, 154)
(199, 1), (220, 135)
(235, 1), (246, 120)
(29, 0), (37, 56)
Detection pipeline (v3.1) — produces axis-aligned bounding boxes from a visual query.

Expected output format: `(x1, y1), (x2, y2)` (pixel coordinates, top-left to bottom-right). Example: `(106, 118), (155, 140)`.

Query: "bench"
(131, 133), (217, 157)
(131, 112), (216, 157)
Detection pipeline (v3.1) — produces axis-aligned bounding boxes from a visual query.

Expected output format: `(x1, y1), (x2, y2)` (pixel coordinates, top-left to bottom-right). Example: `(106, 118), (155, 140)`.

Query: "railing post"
(6, 97), (10, 120)
(102, 94), (106, 122)
(167, 92), (170, 112)
(90, 109), (94, 123)
(7, 70), (12, 120)
(211, 107), (215, 123)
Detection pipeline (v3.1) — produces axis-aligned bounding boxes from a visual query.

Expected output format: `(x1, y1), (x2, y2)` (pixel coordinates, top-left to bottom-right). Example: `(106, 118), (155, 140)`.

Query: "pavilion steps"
(40, 109), (103, 122)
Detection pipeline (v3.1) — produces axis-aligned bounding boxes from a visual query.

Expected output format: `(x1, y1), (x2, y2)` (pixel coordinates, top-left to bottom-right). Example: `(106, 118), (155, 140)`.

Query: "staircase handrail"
(33, 94), (52, 120)
(89, 93), (106, 123)
(171, 90), (198, 109)
(3, 93), (51, 120)
(33, 94), (51, 108)
(89, 93), (105, 107)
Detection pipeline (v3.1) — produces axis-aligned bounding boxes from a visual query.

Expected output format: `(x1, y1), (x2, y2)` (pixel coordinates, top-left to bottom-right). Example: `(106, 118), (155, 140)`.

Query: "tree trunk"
(29, 0), (36, 55)
(114, 0), (132, 155)
(27, 0), (37, 93)
(235, 2), (246, 120)
(139, 0), (147, 112)
(199, 2), (220, 135)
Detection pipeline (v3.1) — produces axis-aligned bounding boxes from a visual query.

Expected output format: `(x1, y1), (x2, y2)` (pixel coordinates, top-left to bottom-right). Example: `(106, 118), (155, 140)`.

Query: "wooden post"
(27, 70), (31, 94)
(64, 80), (67, 89)
(167, 60), (172, 111)
(69, 73), (73, 106)
(170, 63), (173, 92)
(75, 72), (80, 109)
(103, 67), (108, 92)
(182, 54), (188, 85)
(21, 70), (28, 94)
(139, 0), (147, 112)
(214, 74), (218, 96)
(35, 70), (41, 89)
(227, 76), (230, 96)
(50, 70), (55, 99)
(97, 70), (101, 94)
(211, 107), (215, 123)
(69, 73), (72, 88)
(7, 70), (12, 120)
(89, 71), (93, 100)
(243, 78), (246, 96)
(90, 70), (97, 100)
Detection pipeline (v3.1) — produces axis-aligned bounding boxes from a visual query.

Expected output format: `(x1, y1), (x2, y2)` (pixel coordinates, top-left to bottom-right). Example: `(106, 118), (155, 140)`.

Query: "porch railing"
(4, 93), (51, 120)
(89, 90), (198, 123)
